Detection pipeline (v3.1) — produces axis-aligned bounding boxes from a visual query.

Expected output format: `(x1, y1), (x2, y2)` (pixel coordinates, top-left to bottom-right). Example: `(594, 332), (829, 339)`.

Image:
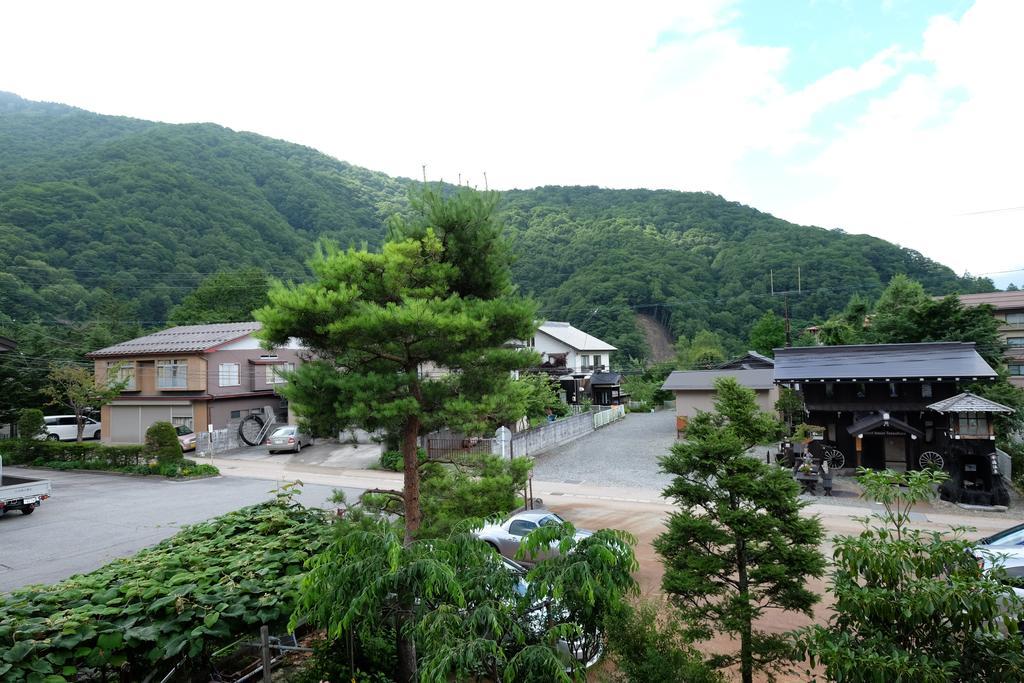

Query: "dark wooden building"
(773, 342), (1004, 475)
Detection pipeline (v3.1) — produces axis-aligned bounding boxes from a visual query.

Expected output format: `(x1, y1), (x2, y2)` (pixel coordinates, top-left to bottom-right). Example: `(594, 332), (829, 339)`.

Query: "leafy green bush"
(16, 408), (45, 440)
(606, 600), (723, 683)
(0, 487), (331, 682)
(145, 421), (182, 465)
(0, 438), (146, 467)
(377, 448), (426, 472)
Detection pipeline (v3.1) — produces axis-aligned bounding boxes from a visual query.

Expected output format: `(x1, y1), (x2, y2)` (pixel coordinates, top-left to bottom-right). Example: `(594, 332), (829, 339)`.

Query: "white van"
(42, 415), (101, 441)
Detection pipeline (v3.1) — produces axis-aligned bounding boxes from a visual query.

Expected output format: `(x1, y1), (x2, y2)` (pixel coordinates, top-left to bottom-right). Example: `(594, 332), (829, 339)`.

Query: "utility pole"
(784, 292), (792, 347)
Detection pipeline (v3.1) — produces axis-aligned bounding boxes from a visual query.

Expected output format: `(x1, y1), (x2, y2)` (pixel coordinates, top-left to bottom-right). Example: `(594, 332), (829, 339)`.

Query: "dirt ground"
(542, 482), (1018, 682)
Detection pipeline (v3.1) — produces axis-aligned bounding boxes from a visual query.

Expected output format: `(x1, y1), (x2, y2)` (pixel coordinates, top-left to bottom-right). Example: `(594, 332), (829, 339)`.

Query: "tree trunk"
(396, 403), (422, 682)
(737, 534), (752, 683)
(401, 413), (422, 542)
(75, 409), (84, 443)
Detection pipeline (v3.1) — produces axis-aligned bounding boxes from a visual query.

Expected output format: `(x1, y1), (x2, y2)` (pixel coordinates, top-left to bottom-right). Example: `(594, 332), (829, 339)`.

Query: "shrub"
(378, 448), (426, 472)
(0, 488), (331, 682)
(0, 439), (146, 467)
(16, 408), (46, 440)
(606, 600), (723, 683)
(145, 421), (182, 465)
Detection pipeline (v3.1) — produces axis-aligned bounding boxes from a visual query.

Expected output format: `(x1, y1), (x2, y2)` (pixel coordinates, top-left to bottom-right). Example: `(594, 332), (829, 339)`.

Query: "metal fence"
(196, 428), (240, 456)
(593, 404), (626, 428)
(426, 436), (494, 464)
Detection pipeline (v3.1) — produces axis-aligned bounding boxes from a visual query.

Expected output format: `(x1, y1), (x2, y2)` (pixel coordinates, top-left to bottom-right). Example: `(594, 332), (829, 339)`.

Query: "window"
(888, 382), (899, 398)
(1008, 337), (1024, 347)
(218, 363), (240, 387)
(825, 382), (834, 398)
(580, 354), (590, 369)
(156, 359), (188, 389)
(107, 361), (135, 390)
(266, 362), (294, 385)
(230, 410), (242, 419)
(958, 412), (987, 437)
(1006, 312), (1024, 326)
(921, 383), (933, 398)
(1010, 364), (1023, 376)
(592, 354), (603, 370)
(508, 520), (537, 537)
(171, 416), (193, 430)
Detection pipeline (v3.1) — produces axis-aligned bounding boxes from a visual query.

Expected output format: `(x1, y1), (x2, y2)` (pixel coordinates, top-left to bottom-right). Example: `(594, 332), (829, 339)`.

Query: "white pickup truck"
(0, 456), (51, 516)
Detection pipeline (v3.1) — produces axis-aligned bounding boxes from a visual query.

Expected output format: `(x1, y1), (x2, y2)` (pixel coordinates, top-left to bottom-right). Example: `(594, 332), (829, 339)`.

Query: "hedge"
(0, 439), (147, 468)
(0, 489), (332, 682)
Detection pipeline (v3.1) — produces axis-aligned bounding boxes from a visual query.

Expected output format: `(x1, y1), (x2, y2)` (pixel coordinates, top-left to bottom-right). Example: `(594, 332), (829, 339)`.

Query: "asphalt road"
(0, 468), (362, 594)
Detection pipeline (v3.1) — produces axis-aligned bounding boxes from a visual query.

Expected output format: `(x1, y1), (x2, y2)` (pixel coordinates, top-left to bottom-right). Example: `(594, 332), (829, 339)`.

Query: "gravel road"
(530, 410), (677, 489)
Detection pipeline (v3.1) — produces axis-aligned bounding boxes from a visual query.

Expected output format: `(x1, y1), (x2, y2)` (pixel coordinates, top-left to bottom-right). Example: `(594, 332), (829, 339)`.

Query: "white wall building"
(530, 321), (616, 372)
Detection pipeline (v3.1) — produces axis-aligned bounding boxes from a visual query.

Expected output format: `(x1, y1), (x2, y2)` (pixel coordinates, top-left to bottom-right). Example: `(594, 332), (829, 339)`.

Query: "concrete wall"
(673, 387), (778, 421)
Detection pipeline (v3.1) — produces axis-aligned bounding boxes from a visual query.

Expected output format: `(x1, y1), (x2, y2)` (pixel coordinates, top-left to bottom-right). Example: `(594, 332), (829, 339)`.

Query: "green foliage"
(41, 363), (125, 442)
(801, 468), (1024, 681)
(605, 600), (723, 683)
(378, 448), (426, 472)
(257, 189), (538, 543)
(16, 407), (45, 439)
(1, 437), (146, 467)
(748, 311), (786, 357)
(167, 267), (271, 325)
(657, 378), (824, 683)
(0, 489), (330, 682)
(774, 387), (805, 434)
(417, 455), (533, 539)
(675, 330), (727, 369)
(144, 420), (182, 465)
(0, 92), (992, 376)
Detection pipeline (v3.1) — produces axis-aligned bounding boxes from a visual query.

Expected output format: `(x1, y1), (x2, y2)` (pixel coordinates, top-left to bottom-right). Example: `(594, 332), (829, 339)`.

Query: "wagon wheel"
(822, 446), (846, 470)
(918, 450), (944, 471)
(238, 414), (266, 446)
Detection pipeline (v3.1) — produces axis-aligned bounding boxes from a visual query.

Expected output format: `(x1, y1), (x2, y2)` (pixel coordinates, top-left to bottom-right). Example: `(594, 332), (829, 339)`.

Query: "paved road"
(531, 410), (677, 489)
(0, 468), (362, 594)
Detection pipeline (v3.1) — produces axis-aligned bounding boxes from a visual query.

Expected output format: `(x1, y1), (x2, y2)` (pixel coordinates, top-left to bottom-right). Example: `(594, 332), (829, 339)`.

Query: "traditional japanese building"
(773, 342), (1004, 474)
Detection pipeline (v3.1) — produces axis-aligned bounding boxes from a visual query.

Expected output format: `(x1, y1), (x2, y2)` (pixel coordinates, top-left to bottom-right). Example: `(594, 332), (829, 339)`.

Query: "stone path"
(530, 409), (677, 489)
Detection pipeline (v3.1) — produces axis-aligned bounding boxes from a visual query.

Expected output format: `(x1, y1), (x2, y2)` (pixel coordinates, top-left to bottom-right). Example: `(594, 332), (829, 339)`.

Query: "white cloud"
(0, 0), (1019, 280)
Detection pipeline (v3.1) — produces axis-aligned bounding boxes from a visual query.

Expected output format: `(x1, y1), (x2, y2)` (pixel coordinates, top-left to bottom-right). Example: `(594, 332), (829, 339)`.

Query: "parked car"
(42, 415), (101, 441)
(978, 522), (1024, 548)
(500, 555), (603, 668)
(266, 425), (312, 454)
(175, 425), (197, 452)
(475, 510), (592, 566)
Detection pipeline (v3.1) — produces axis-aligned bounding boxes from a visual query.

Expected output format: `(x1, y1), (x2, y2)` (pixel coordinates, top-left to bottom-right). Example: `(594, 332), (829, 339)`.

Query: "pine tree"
(256, 188), (537, 682)
(655, 378), (824, 683)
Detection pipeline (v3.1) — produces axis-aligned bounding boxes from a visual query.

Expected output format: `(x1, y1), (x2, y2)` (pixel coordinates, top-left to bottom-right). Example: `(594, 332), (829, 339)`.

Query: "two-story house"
(954, 291), (1024, 387)
(87, 322), (304, 444)
(529, 321), (616, 373)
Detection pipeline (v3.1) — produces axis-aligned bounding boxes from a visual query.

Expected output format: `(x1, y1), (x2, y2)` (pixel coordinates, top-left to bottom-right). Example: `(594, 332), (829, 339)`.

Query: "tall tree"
(748, 311), (785, 356)
(257, 189), (536, 681)
(167, 267), (271, 325)
(656, 378), (823, 683)
(676, 330), (727, 369)
(42, 364), (126, 441)
(802, 469), (1024, 681)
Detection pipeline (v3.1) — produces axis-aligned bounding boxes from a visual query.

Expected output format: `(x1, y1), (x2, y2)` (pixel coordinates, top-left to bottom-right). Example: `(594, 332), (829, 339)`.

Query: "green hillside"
(0, 92), (992, 361)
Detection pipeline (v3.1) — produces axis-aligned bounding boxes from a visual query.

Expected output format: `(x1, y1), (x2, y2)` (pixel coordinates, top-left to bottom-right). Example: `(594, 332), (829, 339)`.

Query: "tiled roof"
(927, 391), (1015, 414)
(87, 322), (262, 357)
(951, 291), (1024, 310)
(661, 368), (775, 391)
(773, 342), (997, 382)
(537, 321), (616, 352)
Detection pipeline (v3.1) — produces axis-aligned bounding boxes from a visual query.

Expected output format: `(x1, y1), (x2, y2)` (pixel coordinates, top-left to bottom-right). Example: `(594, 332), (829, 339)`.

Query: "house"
(87, 322), (304, 444)
(661, 365), (778, 429)
(717, 350), (775, 370)
(525, 321), (620, 405)
(773, 342), (1005, 486)
(952, 291), (1024, 388)
(529, 321), (616, 373)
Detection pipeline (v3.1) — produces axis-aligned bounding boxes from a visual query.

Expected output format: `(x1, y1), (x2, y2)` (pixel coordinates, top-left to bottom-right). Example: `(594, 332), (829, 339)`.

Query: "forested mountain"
(0, 91), (992, 363)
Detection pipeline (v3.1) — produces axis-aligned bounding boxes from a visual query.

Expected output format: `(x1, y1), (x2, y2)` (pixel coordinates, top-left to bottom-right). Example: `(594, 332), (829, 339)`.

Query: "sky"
(1, 0), (1021, 287)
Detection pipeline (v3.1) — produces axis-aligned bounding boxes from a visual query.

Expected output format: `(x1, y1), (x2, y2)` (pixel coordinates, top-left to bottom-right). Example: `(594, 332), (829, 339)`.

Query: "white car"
(42, 415), (101, 441)
(475, 510), (592, 566)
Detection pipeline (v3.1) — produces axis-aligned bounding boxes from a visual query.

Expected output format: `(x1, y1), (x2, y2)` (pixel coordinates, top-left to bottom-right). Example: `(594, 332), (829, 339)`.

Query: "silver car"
(475, 510), (592, 565)
(265, 425), (312, 454)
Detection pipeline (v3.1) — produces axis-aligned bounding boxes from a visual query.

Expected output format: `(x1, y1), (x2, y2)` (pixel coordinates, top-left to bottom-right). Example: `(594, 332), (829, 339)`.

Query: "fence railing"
(196, 428), (240, 456)
(593, 405), (626, 428)
(426, 436), (494, 464)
